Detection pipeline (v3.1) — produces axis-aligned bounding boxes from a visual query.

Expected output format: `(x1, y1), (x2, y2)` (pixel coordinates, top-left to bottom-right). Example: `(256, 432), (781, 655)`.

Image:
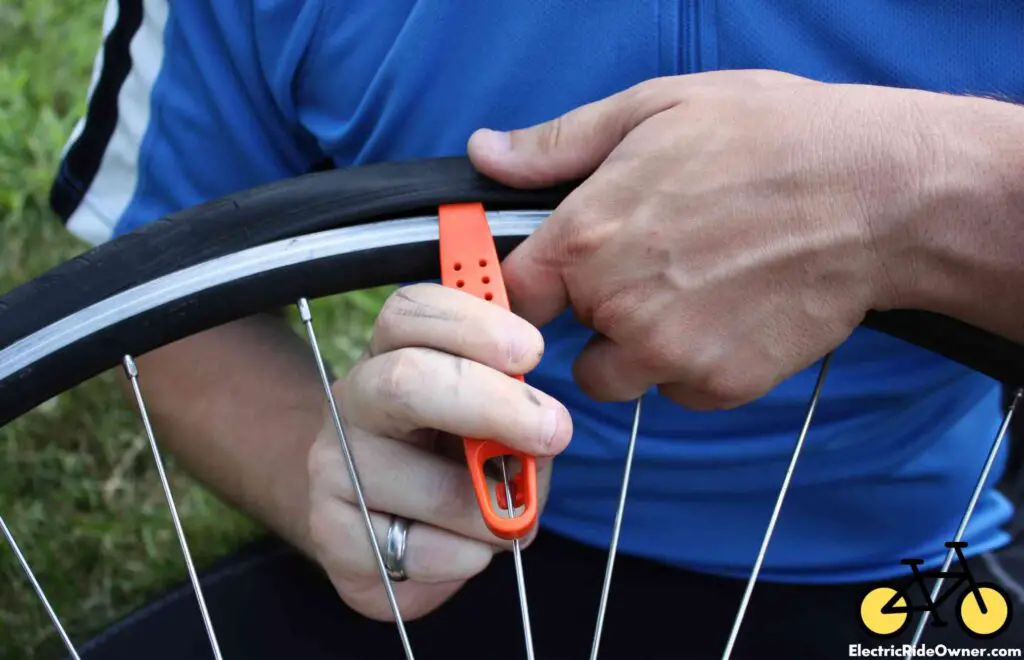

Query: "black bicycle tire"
(0, 156), (1021, 429)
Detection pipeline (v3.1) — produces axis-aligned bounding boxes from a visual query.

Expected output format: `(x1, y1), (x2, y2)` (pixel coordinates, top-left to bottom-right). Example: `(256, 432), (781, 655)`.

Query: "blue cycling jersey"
(52, 0), (1024, 583)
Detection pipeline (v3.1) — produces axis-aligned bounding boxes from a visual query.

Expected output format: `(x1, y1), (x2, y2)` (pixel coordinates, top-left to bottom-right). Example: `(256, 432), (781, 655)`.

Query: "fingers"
(473, 70), (818, 332)
(467, 79), (686, 188)
(572, 331), (788, 411)
(501, 179), (613, 328)
(311, 281), (564, 621)
(309, 479), (494, 622)
(307, 423), (549, 620)
(369, 283), (545, 375)
(343, 345), (571, 456)
(354, 283), (572, 455)
(571, 334), (653, 402)
(310, 421), (546, 547)
(310, 495), (495, 585)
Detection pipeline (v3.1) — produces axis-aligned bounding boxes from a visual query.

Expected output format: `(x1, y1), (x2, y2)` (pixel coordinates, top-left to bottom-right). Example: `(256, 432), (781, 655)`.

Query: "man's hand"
(468, 69), (1014, 409)
(308, 284), (572, 621)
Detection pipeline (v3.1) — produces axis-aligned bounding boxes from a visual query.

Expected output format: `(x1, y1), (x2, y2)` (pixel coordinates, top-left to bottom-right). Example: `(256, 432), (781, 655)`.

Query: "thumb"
(467, 80), (679, 188)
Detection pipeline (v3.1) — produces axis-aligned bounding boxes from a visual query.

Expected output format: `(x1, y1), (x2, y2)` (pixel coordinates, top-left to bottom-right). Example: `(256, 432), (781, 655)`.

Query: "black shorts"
(79, 511), (1024, 659)
(78, 391), (1024, 659)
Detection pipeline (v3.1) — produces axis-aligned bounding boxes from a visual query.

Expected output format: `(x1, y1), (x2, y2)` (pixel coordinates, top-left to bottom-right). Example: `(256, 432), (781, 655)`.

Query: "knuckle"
(373, 293), (403, 342)
(538, 116), (566, 155)
(328, 376), (346, 405)
(625, 77), (688, 117)
(633, 343), (669, 374)
(308, 432), (359, 504)
(373, 286), (420, 343)
(631, 323), (677, 372)
(308, 507), (330, 553)
(555, 205), (609, 264)
(748, 69), (800, 86)
(629, 319), (694, 379)
(508, 117), (565, 160)
(688, 367), (757, 410)
(306, 435), (331, 484)
(307, 425), (354, 496)
(336, 369), (363, 423)
(375, 349), (426, 407)
(588, 289), (632, 337)
(333, 468), (358, 504)
(307, 496), (334, 546)
(307, 497), (343, 561)
(626, 78), (669, 106)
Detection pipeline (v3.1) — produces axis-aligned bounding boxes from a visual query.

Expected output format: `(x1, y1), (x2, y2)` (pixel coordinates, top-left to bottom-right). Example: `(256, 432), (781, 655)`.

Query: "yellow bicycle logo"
(859, 541), (1012, 639)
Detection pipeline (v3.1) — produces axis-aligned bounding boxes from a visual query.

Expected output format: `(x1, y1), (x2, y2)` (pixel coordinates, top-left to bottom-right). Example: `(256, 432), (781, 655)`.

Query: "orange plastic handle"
(438, 202), (539, 541)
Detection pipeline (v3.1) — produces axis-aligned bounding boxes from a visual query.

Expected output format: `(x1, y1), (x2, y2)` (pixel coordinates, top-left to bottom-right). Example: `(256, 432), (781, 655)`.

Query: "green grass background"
(0, 4), (388, 657)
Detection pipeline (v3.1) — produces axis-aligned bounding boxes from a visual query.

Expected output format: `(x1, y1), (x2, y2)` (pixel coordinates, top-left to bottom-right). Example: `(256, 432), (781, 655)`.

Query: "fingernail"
(473, 128), (511, 157)
(539, 407), (563, 452)
(507, 331), (536, 367)
(508, 336), (526, 367)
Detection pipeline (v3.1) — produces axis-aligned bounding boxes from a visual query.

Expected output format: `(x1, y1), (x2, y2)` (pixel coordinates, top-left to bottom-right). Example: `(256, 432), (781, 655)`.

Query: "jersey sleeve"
(50, 0), (327, 246)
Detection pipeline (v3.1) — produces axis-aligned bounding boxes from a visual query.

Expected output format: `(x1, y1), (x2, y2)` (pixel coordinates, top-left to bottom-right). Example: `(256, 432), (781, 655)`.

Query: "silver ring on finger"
(384, 514), (411, 582)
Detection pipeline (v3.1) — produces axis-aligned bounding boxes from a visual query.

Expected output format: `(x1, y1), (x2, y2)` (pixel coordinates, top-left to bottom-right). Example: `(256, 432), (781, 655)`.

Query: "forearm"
(877, 92), (1024, 343)
(120, 314), (325, 556)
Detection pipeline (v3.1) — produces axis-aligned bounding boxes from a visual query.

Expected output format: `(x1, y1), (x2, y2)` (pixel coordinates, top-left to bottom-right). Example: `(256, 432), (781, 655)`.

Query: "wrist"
(870, 92), (1024, 322)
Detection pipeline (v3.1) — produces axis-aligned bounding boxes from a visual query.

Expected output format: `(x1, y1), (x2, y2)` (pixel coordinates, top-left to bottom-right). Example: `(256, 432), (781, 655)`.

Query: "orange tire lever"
(438, 202), (539, 541)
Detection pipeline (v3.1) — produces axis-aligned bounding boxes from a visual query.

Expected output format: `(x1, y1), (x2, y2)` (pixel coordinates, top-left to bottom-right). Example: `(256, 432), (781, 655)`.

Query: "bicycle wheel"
(2, 156), (1023, 659)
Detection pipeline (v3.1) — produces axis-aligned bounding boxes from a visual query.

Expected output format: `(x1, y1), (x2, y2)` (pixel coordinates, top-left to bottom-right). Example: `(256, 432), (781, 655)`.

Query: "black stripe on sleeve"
(50, 0), (145, 223)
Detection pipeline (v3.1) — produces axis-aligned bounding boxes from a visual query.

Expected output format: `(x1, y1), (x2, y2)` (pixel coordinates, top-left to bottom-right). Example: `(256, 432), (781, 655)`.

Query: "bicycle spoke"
(0, 512), (81, 660)
(295, 298), (415, 660)
(123, 356), (223, 660)
(721, 353), (834, 660)
(499, 456), (536, 660)
(909, 387), (1022, 645)
(589, 396), (643, 660)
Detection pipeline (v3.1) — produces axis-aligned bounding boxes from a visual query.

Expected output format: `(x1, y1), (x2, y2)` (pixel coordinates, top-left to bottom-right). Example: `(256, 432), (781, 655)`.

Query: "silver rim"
(0, 211), (547, 384)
